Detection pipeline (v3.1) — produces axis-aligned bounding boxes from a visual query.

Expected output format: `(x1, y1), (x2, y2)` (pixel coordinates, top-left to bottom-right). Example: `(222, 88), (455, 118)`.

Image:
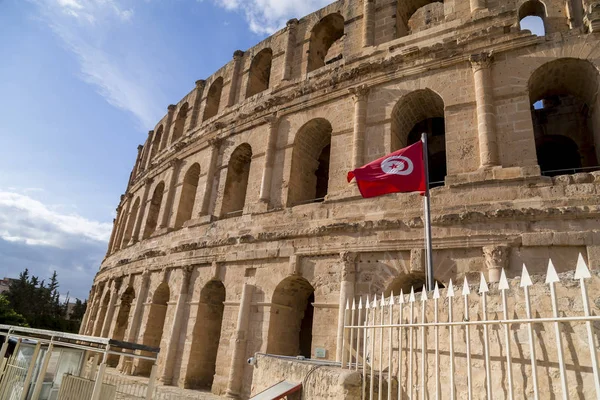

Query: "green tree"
(0, 295), (28, 326)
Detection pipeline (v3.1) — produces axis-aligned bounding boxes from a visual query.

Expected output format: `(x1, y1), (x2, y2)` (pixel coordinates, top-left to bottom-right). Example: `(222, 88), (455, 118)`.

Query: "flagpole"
(421, 132), (434, 291)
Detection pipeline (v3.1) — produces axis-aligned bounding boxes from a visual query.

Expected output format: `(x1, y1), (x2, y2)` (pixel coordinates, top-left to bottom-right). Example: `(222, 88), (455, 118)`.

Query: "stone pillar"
(160, 267), (194, 384)
(84, 285), (101, 335)
(160, 105), (177, 150)
(116, 194), (133, 250)
(349, 85), (370, 170)
(410, 248), (425, 273)
(143, 131), (154, 170)
(92, 280), (111, 336)
(159, 158), (182, 229)
(336, 252), (357, 362)
(79, 287), (95, 334)
(470, 0), (486, 13)
(200, 138), (222, 218)
(131, 145), (144, 184)
(584, 2), (600, 32)
(363, 0), (375, 47)
(259, 115), (278, 204)
(282, 19), (298, 81)
(227, 51), (245, 107)
(119, 270), (151, 373)
(483, 245), (509, 283)
(105, 218), (118, 258)
(129, 178), (153, 245)
(190, 80), (206, 129)
(470, 53), (499, 168)
(226, 283), (255, 398)
(101, 279), (122, 337)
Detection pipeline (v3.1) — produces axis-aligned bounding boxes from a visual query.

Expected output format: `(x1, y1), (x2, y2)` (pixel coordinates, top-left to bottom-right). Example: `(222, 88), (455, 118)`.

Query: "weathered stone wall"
(81, 0), (600, 397)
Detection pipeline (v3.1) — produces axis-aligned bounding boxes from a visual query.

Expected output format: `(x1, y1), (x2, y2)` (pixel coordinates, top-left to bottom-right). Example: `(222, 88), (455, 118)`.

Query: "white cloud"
(28, 0), (163, 129)
(0, 191), (112, 247)
(213, 0), (332, 34)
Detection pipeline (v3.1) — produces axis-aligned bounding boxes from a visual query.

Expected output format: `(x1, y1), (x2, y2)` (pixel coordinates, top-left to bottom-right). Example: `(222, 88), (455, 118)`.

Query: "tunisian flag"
(347, 141), (426, 198)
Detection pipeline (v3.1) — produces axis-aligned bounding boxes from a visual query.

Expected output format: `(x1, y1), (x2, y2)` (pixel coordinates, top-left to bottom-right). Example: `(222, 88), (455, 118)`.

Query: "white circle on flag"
(381, 155), (414, 176)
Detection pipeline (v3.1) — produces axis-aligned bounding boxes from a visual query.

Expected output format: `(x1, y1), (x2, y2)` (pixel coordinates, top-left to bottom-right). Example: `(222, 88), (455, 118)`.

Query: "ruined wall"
(82, 0), (600, 397)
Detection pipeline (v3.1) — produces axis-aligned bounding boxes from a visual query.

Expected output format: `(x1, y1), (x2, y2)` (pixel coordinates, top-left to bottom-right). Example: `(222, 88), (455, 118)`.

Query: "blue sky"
(0, 0), (332, 300)
(0, 1), (544, 301)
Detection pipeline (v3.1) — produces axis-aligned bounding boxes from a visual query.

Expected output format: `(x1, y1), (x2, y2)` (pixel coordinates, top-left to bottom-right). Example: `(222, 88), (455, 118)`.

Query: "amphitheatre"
(80, 0), (600, 397)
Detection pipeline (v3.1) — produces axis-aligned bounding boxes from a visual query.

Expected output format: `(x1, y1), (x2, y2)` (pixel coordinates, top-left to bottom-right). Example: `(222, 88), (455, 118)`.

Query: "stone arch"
(121, 197), (140, 248)
(528, 58), (600, 175)
(221, 143), (252, 217)
(143, 182), (165, 239)
(246, 48), (273, 98)
(288, 118), (332, 206)
(175, 163), (201, 228)
(267, 276), (315, 358)
(94, 291), (111, 336)
(391, 89), (447, 185)
(137, 282), (170, 376)
(307, 13), (345, 73)
(107, 286), (135, 367)
(171, 103), (189, 144)
(397, 0), (444, 38)
(150, 126), (163, 160)
(384, 272), (445, 296)
(185, 280), (226, 390)
(203, 77), (223, 122)
(518, 0), (547, 35)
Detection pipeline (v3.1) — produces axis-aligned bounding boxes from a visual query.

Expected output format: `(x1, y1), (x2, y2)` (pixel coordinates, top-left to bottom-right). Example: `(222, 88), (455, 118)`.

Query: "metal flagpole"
(421, 133), (434, 291)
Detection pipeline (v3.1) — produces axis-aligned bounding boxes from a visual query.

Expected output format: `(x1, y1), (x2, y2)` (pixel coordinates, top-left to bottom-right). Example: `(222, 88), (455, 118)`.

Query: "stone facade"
(82, 0), (600, 397)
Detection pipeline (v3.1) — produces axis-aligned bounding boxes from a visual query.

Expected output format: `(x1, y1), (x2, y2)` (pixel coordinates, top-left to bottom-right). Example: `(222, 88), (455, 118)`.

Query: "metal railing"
(341, 253), (600, 400)
(541, 165), (600, 177)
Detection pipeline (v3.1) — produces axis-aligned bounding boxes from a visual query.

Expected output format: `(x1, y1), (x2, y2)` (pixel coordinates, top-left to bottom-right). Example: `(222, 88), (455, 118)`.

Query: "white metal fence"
(342, 253), (600, 399)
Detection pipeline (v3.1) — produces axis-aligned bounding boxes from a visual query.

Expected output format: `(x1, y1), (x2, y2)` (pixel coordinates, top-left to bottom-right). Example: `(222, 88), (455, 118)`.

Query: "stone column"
(159, 158), (183, 230)
(483, 245), (509, 283)
(363, 0), (375, 47)
(336, 252), (357, 362)
(80, 287), (95, 334)
(92, 280), (112, 336)
(470, 0), (486, 12)
(470, 52), (499, 168)
(282, 19), (298, 81)
(105, 218), (118, 258)
(160, 105), (177, 150)
(584, 3), (600, 32)
(190, 80), (206, 129)
(116, 194), (133, 250)
(125, 271), (151, 344)
(349, 85), (370, 170)
(226, 283), (255, 398)
(200, 138), (222, 218)
(84, 285), (102, 335)
(259, 115), (278, 204)
(101, 279), (122, 337)
(227, 51), (245, 107)
(129, 178), (153, 245)
(130, 145), (144, 185)
(143, 131), (154, 170)
(160, 267), (194, 384)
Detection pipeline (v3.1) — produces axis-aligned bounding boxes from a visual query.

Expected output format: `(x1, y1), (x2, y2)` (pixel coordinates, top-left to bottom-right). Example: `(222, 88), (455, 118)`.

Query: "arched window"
(143, 182), (165, 239)
(528, 58), (600, 176)
(519, 0), (546, 36)
(391, 89), (447, 186)
(150, 126), (163, 160)
(121, 197), (140, 248)
(397, 0), (444, 38)
(203, 77), (224, 122)
(171, 103), (189, 144)
(175, 163), (201, 228)
(307, 14), (345, 73)
(288, 119), (332, 206)
(185, 280), (225, 389)
(267, 276), (315, 358)
(138, 282), (170, 376)
(246, 48), (273, 98)
(221, 143), (252, 217)
(107, 286), (135, 366)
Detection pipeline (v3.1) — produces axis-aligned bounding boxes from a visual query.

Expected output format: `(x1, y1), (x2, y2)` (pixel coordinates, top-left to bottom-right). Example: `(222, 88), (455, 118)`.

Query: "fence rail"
(342, 253), (600, 400)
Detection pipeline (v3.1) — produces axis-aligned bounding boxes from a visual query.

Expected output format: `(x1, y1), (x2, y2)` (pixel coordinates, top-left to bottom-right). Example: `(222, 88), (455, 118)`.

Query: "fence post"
(90, 351), (108, 400)
(0, 329), (12, 376)
(31, 342), (54, 400)
(19, 342), (41, 400)
(146, 363), (158, 400)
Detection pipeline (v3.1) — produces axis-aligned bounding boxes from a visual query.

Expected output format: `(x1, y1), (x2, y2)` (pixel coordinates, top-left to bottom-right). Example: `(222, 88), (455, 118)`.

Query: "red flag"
(347, 141), (426, 198)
